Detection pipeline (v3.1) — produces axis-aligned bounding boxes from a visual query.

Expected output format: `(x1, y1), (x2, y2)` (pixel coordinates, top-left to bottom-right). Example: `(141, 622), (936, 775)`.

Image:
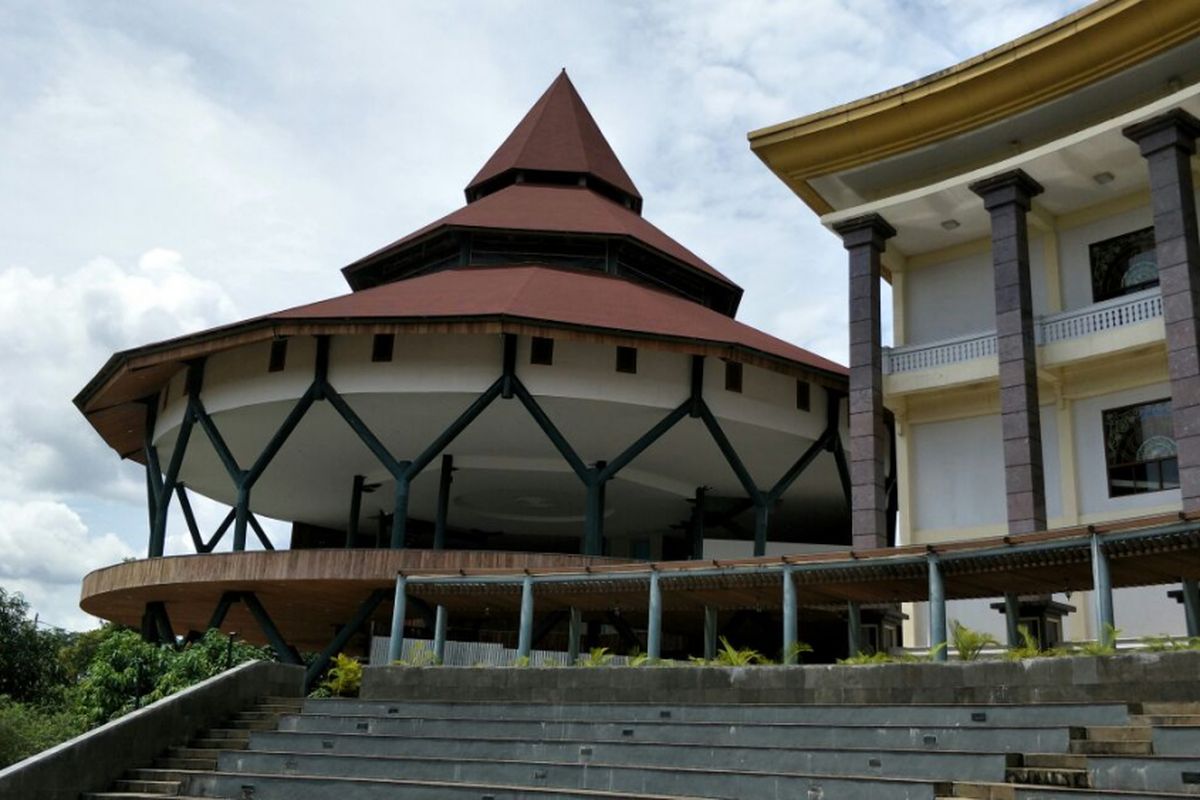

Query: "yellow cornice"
(749, 0), (1200, 215)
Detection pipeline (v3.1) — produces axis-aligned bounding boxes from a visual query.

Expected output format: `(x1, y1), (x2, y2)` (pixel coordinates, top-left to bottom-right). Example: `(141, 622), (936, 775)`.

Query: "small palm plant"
(1003, 624), (1042, 661)
(576, 646), (614, 667)
(713, 636), (770, 666)
(950, 620), (998, 661)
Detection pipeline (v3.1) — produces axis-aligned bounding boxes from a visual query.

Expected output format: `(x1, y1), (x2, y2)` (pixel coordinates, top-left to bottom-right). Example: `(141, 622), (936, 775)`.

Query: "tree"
(0, 588), (66, 703)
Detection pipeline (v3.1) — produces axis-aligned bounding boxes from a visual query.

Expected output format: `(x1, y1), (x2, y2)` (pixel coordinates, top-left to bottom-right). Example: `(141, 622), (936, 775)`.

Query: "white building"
(751, 0), (1200, 645)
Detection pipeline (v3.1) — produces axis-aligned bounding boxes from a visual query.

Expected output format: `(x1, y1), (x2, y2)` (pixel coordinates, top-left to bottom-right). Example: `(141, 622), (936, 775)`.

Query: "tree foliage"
(0, 587), (276, 768)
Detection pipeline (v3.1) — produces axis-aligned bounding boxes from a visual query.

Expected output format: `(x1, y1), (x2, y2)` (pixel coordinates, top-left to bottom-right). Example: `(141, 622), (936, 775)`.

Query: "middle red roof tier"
(275, 264), (843, 376)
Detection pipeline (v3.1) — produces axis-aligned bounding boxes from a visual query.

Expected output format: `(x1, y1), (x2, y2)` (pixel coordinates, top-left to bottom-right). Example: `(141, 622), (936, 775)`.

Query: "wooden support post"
(927, 554), (947, 662)
(704, 606), (718, 661)
(647, 571), (662, 662)
(567, 607), (582, 664)
(847, 601), (863, 656)
(387, 576), (407, 664)
(1090, 534), (1115, 639)
(782, 567), (798, 664)
(1004, 592), (1021, 647)
(433, 605), (448, 664)
(517, 576), (534, 661)
(1183, 579), (1200, 638)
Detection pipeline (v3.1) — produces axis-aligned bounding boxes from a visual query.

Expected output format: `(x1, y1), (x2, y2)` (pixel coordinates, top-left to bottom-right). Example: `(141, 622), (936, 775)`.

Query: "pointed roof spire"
(466, 71), (643, 212)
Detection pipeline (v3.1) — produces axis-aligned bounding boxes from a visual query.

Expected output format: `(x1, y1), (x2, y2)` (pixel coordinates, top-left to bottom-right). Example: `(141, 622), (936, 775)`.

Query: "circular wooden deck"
(81, 549), (626, 652)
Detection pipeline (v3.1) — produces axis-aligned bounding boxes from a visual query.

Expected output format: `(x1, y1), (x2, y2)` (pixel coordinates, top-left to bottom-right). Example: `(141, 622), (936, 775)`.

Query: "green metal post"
(391, 466), (411, 549)
(754, 501), (770, 557)
(517, 576), (534, 661)
(927, 554), (947, 662)
(347, 475), (364, 548)
(1183, 579), (1200, 638)
(704, 606), (717, 661)
(1004, 592), (1021, 647)
(433, 454), (453, 550)
(567, 607), (582, 665)
(433, 605), (448, 664)
(782, 567), (798, 664)
(233, 485), (250, 551)
(584, 465), (606, 556)
(387, 576), (407, 664)
(647, 571), (662, 662)
(847, 601), (863, 656)
(1090, 533), (1115, 637)
(689, 487), (706, 560)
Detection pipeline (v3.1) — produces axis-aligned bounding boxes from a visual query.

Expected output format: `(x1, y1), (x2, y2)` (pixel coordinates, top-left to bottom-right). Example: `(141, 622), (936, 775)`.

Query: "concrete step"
(154, 757), (217, 770)
(944, 782), (1194, 799)
(189, 737), (249, 750)
(1021, 754), (1087, 769)
(1070, 739), (1154, 755)
(226, 718), (281, 730)
(1131, 714), (1200, 725)
(184, 768), (940, 800)
(199, 727), (252, 740)
(1004, 767), (1089, 788)
(1079, 725), (1152, 742)
(277, 713), (1073, 753)
(110, 778), (183, 794)
(306, 698), (1131, 728)
(1130, 702), (1200, 716)
(81, 795), (211, 800)
(224, 742), (1015, 783)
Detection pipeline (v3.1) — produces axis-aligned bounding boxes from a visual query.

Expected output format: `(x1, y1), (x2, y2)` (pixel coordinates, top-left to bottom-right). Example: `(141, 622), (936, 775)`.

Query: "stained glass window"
(1089, 227), (1157, 303)
(1103, 399), (1178, 497)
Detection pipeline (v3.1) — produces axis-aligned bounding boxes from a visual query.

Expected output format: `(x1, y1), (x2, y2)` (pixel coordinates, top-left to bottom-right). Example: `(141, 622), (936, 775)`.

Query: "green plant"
(950, 620), (998, 661)
(1004, 624), (1043, 661)
(392, 641), (438, 667)
(513, 655), (531, 668)
(838, 650), (894, 665)
(784, 641), (814, 664)
(1138, 634), (1200, 652)
(713, 636), (770, 666)
(1076, 624), (1121, 656)
(0, 696), (86, 769)
(576, 647), (614, 667)
(627, 650), (651, 667)
(321, 653), (363, 697)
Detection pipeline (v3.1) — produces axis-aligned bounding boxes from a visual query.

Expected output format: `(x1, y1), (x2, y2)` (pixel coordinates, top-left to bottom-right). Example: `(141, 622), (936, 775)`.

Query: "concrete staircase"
(81, 698), (303, 800)
(70, 696), (1200, 800)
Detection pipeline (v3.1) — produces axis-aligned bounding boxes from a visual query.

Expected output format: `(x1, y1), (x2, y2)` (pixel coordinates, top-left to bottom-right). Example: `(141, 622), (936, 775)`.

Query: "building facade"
(76, 73), (855, 663)
(751, 0), (1200, 645)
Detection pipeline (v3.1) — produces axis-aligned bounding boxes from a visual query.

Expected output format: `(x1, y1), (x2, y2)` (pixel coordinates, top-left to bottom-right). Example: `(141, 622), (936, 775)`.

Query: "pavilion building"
(76, 73), (857, 662)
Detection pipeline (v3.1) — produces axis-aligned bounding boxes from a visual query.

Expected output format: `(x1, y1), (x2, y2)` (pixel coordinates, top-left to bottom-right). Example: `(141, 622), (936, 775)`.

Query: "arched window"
(1103, 399), (1178, 497)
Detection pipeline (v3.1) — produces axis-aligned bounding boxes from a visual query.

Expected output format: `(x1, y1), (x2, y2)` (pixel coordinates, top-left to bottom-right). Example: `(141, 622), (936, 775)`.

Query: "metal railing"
(883, 288), (1163, 375)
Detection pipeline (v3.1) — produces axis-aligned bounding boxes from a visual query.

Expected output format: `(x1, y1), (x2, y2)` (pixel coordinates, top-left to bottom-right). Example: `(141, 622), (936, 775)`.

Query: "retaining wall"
(363, 650), (1200, 704)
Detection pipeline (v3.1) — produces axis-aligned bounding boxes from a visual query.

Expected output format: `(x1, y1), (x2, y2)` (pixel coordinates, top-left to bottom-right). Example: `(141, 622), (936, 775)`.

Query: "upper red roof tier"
(466, 71), (641, 210)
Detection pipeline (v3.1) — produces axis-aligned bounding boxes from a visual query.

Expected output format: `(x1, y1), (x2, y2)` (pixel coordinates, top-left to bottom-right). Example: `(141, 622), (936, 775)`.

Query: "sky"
(0, 0), (1085, 631)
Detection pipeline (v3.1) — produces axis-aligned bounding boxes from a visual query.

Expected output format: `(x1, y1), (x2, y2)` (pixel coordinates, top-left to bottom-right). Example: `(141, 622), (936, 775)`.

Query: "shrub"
(0, 696), (85, 769)
(321, 653), (363, 697)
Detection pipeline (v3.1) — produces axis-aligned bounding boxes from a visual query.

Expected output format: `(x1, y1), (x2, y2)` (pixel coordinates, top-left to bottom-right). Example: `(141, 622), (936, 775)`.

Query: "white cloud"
(0, 500), (134, 630)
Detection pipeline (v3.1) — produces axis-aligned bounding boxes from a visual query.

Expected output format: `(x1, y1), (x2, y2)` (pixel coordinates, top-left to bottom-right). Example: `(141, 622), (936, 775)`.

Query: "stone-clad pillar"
(970, 169), (1047, 535)
(1124, 110), (1200, 513)
(833, 214), (896, 550)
